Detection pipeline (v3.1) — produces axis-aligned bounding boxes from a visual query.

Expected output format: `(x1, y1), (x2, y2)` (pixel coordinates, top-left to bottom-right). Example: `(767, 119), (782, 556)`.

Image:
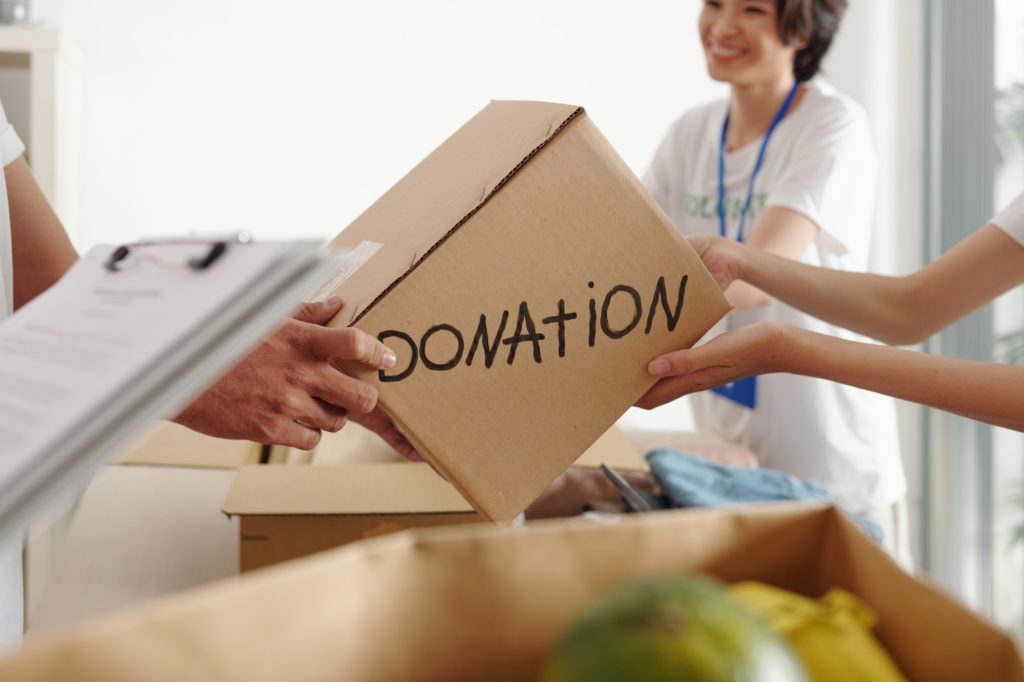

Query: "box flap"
(573, 426), (645, 470)
(326, 100), (582, 324)
(117, 422), (260, 469)
(222, 463), (474, 516)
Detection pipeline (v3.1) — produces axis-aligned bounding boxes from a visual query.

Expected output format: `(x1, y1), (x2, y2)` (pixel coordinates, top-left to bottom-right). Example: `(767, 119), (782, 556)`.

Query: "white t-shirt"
(0, 98), (26, 650)
(644, 80), (905, 513)
(991, 191), (1024, 245)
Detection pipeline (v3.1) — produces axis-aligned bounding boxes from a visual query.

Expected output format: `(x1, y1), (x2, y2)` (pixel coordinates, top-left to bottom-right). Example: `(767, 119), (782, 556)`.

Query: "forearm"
(733, 225), (1024, 345)
(729, 206), (817, 311)
(736, 247), (915, 344)
(785, 327), (1024, 431)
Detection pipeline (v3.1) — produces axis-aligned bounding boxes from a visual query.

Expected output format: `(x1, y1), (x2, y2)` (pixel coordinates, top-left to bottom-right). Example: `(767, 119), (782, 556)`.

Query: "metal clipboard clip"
(104, 232), (253, 272)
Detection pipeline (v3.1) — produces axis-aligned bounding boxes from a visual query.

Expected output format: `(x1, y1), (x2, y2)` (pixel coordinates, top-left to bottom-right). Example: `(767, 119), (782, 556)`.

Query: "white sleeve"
(990, 192), (1024, 246)
(766, 100), (877, 254)
(0, 99), (24, 168)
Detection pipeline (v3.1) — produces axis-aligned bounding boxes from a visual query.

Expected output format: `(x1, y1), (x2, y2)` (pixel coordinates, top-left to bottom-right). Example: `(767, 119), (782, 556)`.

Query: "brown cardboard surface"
(117, 421), (261, 469)
(573, 425), (645, 470)
(236, 512), (479, 574)
(1, 504), (1018, 681)
(223, 463), (473, 515)
(223, 463), (480, 572)
(329, 101), (729, 524)
(328, 101), (582, 324)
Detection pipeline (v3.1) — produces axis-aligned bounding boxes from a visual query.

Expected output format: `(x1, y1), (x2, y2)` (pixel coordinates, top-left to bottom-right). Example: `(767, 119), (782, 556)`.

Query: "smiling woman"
(641, 0), (913, 565)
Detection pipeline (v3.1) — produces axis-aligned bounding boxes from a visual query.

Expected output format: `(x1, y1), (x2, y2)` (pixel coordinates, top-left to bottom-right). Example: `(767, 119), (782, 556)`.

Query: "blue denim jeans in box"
(646, 449), (884, 545)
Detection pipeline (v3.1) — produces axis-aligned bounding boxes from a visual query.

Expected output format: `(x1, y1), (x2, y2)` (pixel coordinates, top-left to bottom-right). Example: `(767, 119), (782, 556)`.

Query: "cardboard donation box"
(224, 426), (644, 572)
(1, 504), (1019, 681)
(118, 421), (261, 469)
(222, 462), (480, 572)
(326, 100), (729, 524)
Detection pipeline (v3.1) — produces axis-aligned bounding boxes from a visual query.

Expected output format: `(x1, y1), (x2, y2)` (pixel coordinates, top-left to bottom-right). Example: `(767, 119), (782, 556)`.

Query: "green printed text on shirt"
(680, 192), (769, 223)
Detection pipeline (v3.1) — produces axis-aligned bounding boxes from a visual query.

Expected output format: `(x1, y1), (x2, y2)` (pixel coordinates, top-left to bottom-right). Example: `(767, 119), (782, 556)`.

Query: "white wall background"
(28, 0), (924, 445)
(31, 0), (721, 246)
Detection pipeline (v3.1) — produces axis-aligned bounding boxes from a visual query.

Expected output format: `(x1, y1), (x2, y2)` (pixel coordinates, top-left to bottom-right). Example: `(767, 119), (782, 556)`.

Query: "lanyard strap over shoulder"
(717, 81), (801, 243)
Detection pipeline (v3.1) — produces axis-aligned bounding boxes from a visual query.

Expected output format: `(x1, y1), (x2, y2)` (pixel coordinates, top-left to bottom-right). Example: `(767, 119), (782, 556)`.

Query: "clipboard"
(0, 235), (350, 542)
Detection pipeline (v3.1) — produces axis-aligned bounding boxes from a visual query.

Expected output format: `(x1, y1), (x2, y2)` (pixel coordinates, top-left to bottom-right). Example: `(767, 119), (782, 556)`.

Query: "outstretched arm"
(722, 206), (818, 310)
(641, 322), (1024, 432)
(691, 224), (1024, 345)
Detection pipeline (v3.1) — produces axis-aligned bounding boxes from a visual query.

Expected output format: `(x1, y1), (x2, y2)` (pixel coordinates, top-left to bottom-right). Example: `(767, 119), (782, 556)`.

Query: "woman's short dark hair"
(777, 0), (848, 82)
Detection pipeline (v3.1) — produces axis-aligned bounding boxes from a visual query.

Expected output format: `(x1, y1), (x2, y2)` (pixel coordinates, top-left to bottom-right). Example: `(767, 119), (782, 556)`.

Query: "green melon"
(543, 575), (806, 682)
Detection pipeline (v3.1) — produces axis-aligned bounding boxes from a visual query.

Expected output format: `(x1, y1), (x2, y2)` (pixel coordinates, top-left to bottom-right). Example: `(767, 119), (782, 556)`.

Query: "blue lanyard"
(717, 81), (800, 243)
